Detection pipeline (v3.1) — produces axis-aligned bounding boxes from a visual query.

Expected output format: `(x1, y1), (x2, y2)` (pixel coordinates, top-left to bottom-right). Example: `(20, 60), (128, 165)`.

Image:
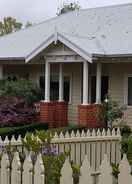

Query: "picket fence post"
(60, 158), (73, 184)
(34, 153), (45, 184)
(0, 153), (10, 184)
(22, 153), (33, 184)
(118, 154), (132, 184)
(98, 154), (113, 184)
(11, 152), (21, 184)
(79, 155), (93, 184)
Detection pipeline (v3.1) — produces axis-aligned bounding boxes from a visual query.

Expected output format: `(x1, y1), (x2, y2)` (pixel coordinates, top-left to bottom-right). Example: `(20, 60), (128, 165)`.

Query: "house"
(0, 3), (132, 128)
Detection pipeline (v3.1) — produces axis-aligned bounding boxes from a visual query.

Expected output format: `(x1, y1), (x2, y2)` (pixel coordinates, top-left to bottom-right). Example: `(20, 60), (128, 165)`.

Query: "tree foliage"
(0, 16), (33, 36)
(0, 17), (22, 36)
(25, 21), (33, 28)
(58, 2), (81, 15)
(0, 79), (41, 105)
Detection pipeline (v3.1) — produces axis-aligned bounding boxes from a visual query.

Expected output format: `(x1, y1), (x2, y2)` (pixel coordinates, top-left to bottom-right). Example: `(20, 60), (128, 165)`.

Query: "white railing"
(0, 152), (131, 184)
(0, 128), (121, 170)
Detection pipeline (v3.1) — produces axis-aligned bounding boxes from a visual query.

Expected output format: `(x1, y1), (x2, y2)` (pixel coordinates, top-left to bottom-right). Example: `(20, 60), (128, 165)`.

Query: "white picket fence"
(0, 128), (121, 171)
(0, 151), (132, 184)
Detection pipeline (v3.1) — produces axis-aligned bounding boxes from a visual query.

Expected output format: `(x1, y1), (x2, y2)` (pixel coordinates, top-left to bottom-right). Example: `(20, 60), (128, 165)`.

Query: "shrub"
(0, 79), (41, 105)
(120, 124), (131, 138)
(101, 97), (124, 128)
(23, 130), (80, 184)
(0, 123), (48, 139)
(0, 97), (37, 126)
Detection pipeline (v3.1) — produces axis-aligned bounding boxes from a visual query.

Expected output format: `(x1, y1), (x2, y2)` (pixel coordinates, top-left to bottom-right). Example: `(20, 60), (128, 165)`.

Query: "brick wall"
(40, 101), (68, 128)
(78, 104), (106, 128)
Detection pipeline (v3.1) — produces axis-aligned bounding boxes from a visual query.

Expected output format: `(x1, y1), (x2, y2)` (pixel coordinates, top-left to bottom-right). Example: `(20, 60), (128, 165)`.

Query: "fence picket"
(98, 154), (113, 184)
(79, 155), (92, 184)
(60, 158), (73, 184)
(11, 152), (21, 184)
(118, 154), (132, 184)
(0, 153), (10, 184)
(34, 153), (45, 184)
(23, 153), (33, 184)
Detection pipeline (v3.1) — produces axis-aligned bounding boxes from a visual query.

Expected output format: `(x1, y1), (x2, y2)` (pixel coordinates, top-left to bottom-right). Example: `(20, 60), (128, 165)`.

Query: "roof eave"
(25, 34), (55, 63)
(58, 33), (93, 63)
(0, 57), (25, 61)
(25, 32), (93, 63)
(93, 53), (132, 58)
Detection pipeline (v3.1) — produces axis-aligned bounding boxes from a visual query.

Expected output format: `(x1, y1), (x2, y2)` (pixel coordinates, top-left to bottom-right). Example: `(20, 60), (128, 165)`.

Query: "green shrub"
(121, 136), (132, 164)
(111, 163), (120, 178)
(101, 97), (124, 127)
(120, 125), (131, 138)
(0, 123), (48, 139)
(23, 130), (80, 184)
(0, 79), (41, 105)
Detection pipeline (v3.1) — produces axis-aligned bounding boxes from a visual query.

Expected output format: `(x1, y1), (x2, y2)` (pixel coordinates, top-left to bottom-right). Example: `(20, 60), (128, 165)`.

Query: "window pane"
(39, 75), (71, 102)
(39, 76), (45, 90)
(128, 77), (132, 105)
(50, 81), (59, 101)
(64, 76), (70, 102)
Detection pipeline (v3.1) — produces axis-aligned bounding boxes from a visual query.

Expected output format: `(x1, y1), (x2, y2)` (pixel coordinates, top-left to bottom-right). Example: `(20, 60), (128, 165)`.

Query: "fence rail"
(0, 151), (131, 184)
(0, 128), (121, 170)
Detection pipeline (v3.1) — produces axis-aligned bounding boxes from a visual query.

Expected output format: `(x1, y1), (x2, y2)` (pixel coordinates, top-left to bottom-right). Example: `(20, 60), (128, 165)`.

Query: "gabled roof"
(0, 3), (132, 62)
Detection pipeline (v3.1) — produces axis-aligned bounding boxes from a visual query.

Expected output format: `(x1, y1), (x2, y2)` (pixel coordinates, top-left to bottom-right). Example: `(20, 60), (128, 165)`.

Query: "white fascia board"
(25, 34), (54, 63)
(25, 32), (93, 63)
(58, 33), (93, 63)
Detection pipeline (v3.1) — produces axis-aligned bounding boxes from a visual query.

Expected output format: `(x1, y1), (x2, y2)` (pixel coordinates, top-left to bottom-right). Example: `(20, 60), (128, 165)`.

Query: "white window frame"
(39, 73), (72, 104)
(124, 74), (132, 107)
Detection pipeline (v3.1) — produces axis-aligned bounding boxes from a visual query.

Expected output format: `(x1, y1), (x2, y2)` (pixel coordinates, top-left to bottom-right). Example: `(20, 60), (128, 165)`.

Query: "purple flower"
(0, 144), (5, 153)
(42, 145), (59, 156)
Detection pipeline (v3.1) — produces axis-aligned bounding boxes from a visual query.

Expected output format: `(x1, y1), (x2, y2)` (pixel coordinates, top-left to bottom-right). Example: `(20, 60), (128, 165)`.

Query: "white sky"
(0, 0), (131, 24)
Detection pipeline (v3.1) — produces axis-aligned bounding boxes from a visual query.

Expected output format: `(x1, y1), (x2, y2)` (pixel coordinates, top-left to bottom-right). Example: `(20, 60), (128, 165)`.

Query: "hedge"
(0, 123), (48, 139)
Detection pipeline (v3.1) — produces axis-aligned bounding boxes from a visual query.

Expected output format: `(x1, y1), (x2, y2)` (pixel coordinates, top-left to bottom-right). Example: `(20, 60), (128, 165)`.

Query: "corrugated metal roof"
(0, 3), (132, 61)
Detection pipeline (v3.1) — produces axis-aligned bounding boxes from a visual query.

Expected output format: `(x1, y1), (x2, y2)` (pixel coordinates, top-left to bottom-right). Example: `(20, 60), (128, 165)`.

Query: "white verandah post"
(96, 63), (102, 104)
(45, 61), (50, 102)
(83, 61), (89, 105)
(59, 63), (64, 102)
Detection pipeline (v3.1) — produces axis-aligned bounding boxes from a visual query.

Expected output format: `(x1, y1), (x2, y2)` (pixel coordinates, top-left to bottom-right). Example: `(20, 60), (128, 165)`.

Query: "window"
(39, 75), (71, 102)
(128, 77), (132, 105)
(90, 76), (109, 103)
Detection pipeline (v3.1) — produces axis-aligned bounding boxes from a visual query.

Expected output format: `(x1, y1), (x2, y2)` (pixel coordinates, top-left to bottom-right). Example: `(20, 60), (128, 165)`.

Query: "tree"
(25, 21), (33, 28)
(57, 2), (81, 15)
(0, 16), (22, 36)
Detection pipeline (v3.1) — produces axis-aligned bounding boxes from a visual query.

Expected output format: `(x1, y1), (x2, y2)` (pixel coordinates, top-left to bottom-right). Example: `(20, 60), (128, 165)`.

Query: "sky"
(0, 0), (131, 24)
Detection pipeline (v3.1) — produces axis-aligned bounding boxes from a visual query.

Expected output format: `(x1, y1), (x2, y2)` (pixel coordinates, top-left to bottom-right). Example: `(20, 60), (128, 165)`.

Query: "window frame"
(39, 73), (72, 104)
(124, 74), (132, 107)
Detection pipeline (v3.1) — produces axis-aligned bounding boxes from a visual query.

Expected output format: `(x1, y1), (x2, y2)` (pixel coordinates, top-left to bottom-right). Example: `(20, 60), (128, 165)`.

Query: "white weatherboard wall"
(108, 63), (132, 128)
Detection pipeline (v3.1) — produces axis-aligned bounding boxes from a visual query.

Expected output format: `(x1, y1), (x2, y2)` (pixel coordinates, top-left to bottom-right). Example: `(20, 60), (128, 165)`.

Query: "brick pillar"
(40, 101), (56, 128)
(78, 104), (106, 128)
(55, 101), (68, 128)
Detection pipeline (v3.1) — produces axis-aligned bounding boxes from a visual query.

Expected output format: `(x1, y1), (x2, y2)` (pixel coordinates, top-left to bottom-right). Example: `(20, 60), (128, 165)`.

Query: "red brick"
(78, 104), (106, 128)
(39, 101), (68, 128)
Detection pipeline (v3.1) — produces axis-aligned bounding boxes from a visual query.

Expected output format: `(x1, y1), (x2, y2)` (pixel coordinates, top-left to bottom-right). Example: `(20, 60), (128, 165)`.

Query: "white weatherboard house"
(0, 3), (132, 128)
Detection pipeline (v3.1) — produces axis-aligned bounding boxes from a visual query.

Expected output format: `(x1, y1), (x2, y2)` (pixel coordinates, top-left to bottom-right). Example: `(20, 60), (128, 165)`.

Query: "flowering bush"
(0, 97), (36, 127)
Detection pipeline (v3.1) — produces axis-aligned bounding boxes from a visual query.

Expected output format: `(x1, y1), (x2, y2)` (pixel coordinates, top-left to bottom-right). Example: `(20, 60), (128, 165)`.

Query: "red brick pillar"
(78, 104), (106, 128)
(40, 101), (56, 128)
(55, 101), (68, 128)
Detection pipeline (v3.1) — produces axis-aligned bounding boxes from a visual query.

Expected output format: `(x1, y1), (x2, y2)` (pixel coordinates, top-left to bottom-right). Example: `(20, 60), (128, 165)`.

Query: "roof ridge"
(0, 3), (131, 40)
